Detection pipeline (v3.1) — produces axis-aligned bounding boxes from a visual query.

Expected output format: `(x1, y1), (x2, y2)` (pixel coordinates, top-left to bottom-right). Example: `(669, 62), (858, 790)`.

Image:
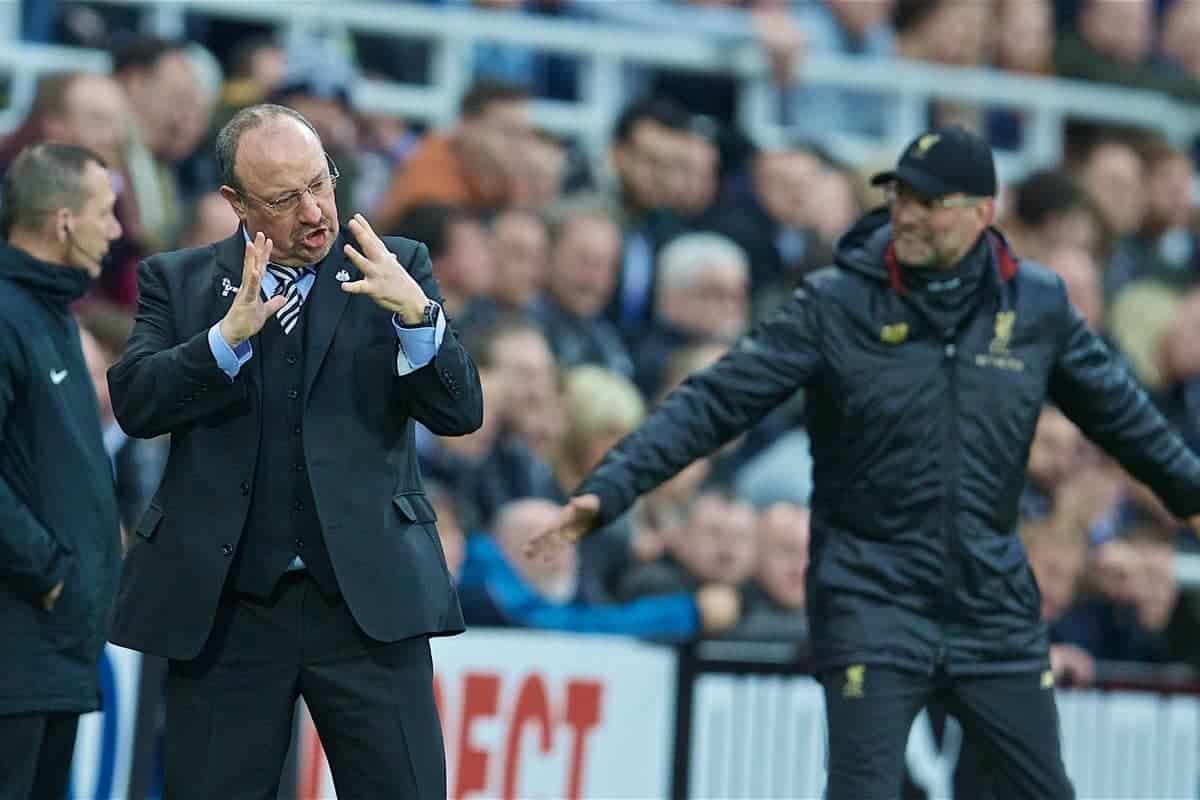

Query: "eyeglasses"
(237, 154), (340, 216)
(883, 182), (979, 211)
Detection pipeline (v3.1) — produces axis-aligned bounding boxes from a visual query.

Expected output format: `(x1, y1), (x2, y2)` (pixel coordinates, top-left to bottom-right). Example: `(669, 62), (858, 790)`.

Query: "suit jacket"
(107, 228), (482, 660)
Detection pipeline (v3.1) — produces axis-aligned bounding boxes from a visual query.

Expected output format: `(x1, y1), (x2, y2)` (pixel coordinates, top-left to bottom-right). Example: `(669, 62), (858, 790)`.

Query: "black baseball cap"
(870, 125), (997, 198)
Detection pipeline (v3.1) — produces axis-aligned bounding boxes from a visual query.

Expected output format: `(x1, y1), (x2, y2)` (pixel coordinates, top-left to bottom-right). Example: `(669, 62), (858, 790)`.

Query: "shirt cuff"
(208, 323), (253, 379)
(392, 304), (446, 376)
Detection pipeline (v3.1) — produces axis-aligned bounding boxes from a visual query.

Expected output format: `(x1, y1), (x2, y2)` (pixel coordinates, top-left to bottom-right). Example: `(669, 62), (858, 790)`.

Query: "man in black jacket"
(0, 143), (123, 799)
(108, 105), (482, 799)
(528, 126), (1200, 800)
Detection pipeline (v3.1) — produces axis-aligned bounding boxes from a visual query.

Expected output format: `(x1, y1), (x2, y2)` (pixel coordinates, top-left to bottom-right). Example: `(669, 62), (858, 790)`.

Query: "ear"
(218, 185), (247, 221)
(53, 208), (72, 242)
(977, 197), (997, 227)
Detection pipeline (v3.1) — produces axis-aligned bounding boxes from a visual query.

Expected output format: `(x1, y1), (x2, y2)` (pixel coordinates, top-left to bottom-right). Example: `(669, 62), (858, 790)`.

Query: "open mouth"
(303, 228), (329, 248)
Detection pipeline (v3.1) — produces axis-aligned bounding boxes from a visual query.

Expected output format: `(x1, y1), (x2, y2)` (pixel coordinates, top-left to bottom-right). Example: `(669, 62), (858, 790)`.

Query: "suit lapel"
(212, 231), (246, 321)
(303, 228), (355, 400)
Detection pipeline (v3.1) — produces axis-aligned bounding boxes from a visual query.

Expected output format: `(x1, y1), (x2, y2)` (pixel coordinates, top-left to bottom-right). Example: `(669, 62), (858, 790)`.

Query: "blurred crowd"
(8, 0), (1200, 682)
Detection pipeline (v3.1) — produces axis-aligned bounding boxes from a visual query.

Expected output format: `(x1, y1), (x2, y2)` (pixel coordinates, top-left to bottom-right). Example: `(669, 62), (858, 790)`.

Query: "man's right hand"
(696, 584), (741, 634)
(523, 494), (601, 563)
(218, 232), (285, 347)
(42, 580), (64, 611)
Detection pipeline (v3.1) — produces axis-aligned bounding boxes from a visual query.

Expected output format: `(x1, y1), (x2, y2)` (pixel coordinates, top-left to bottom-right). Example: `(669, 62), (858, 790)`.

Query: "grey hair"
(656, 232), (750, 291)
(214, 103), (321, 191)
(0, 143), (106, 239)
(544, 191), (617, 243)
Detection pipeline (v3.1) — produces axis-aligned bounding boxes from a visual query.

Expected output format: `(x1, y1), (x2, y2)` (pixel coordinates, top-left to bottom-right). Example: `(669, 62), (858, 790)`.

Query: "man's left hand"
(341, 213), (429, 324)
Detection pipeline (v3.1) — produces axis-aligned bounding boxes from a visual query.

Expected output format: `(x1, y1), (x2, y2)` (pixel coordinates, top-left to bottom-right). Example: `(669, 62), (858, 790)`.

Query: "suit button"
(288, 389), (299, 400)
(286, 355), (298, 365)
(221, 543), (233, 556)
(294, 500), (304, 511)
(240, 481), (250, 495)
(295, 463), (305, 473)
(293, 424), (302, 435)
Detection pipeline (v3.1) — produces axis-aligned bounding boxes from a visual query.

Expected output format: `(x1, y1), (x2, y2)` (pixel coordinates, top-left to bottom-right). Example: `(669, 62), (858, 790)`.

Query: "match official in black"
(0, 143), (123, 800)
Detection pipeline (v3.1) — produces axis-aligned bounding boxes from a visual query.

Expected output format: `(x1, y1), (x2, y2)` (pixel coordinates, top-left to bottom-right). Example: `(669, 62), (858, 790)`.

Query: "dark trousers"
(164, 571), (446, 799)
(0, 711), (79, 800)
(819, 665), (1074, 800)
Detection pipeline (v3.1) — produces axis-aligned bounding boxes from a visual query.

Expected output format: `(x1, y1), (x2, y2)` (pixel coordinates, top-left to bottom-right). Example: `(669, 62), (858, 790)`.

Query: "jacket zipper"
(939, 334), (959, 669)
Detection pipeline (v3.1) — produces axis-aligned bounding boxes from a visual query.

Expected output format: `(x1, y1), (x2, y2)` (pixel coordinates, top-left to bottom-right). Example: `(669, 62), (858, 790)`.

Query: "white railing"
(4, 0), (1199, 180)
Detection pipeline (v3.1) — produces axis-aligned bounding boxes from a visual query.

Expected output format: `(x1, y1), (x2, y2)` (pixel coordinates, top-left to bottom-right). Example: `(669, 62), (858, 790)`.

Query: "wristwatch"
(399, 300), (440, 329)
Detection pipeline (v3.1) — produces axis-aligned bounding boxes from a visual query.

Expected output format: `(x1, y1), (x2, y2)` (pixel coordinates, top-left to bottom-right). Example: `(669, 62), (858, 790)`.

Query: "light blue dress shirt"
(206, 252), (445, 572)
(207, 266), (445, 379)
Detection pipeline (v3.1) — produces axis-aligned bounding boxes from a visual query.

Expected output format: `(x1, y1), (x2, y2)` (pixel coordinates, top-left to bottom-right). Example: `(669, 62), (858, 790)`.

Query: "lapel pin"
(335, 269), (351, 282)
(220, 277), (239, 297)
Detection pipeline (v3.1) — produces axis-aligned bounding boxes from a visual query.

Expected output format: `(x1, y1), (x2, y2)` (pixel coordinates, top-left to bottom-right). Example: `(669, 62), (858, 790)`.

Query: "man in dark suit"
(107, 104), (483, 798)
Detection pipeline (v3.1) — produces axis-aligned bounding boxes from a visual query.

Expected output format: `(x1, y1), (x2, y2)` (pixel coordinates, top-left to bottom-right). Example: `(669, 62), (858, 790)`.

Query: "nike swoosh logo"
(50, 369), (68, 384)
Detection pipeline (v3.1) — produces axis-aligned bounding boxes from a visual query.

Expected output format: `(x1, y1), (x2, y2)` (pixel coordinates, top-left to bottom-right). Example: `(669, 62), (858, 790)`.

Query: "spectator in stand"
(726, 502), (810, 644)
(1070, 134), (1146, 260)
(419, 316), (560, 532)
(1021, 406), (1091, 520)
(987, 0), (1055, 147)
(999, 169), (1102, 264)
(617, 490), (758, 603)
(458, 208), (549, 333)
(1105, 138), (1198, 297)
(531, 198), (633, 378)
(391, 204), (493, 320)
(635, 232), (750, 398)
(457, 498), (741, 640)
(1020, 514), (1095, 686)
(210, 35), (286, 130)
(891, 0), (993, 129)
(596, 96), (693, 335)
(372, 79), (533, 229)
(485, 313), (563, 460)
(176, 191), (240, 249)
(1160, 0), (1200, 81)
(1056, 0), (1200, 104)
(674, 126), (721, 223)
(707, 143), (829, 295)
(112, 36), (205, 254)
(0, 72), (128, 174)
(1043, 245), (1104, 331)
(1055, 526), (1180, 666)
(0, 71), (138, 309)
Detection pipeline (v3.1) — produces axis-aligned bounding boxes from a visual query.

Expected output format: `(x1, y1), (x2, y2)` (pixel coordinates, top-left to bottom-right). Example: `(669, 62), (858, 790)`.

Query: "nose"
(296, 191), (323, 224)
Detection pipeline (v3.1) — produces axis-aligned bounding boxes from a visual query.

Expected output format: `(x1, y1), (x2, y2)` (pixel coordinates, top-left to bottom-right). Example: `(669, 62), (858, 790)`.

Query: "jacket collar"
(0, 240), (91, 306)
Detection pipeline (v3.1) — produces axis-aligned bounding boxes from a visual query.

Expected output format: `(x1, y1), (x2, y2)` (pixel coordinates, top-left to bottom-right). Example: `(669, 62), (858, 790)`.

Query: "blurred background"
(7, 0), (1200, 797)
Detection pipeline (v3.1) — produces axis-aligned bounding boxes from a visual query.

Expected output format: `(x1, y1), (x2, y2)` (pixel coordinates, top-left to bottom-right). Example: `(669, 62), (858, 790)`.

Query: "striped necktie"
(265, 264), (305, 335)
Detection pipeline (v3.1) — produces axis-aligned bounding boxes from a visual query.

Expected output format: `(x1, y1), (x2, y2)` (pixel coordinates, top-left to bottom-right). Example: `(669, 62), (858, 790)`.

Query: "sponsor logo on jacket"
(975, 310), (1024, 371)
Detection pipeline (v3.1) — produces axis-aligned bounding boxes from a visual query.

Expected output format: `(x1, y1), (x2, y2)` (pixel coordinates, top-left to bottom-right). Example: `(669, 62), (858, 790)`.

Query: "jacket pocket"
(392, 492), (437, 524)
(134, 504), (165, 541)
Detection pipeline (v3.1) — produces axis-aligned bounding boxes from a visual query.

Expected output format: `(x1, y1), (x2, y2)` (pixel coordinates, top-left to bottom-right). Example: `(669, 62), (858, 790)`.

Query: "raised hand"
(340, 214), (428, 324)
(523, 494), (601, 563)
(218, 232), (285, 346)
